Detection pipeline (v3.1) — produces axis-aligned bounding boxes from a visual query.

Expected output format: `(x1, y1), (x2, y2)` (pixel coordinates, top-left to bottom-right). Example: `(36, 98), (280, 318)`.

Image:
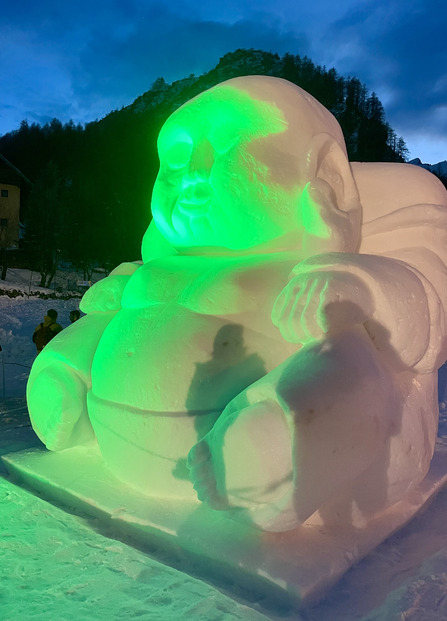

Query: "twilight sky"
(1, 0), (447, 163)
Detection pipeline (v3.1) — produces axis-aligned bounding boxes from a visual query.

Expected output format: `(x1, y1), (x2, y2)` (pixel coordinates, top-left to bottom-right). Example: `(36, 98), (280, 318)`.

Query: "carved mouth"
(177, 182), (212, 216)
(177, 199), (210, 216)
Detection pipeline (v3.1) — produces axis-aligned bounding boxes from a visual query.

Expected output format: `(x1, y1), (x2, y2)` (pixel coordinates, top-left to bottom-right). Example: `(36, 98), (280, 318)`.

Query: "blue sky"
(2, 0), (447, 163)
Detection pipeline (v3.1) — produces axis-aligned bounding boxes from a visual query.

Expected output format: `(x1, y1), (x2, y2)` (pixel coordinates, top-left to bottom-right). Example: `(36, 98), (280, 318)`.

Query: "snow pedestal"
(3, 441), (447, 608)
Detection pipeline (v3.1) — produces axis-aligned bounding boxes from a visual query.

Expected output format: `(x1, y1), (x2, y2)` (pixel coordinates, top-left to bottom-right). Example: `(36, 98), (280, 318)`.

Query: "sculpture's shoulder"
(80, 262), (141, 314)
(352, 162), (447, 260)
(352, 161), (447, 224)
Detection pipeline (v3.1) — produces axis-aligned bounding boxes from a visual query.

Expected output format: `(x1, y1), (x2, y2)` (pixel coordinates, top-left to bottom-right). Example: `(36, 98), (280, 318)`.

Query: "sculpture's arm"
(272, 252), (432, 371)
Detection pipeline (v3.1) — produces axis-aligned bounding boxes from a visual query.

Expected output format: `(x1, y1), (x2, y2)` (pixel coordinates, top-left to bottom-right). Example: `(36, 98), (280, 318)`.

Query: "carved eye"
(164, 141), (193, 170)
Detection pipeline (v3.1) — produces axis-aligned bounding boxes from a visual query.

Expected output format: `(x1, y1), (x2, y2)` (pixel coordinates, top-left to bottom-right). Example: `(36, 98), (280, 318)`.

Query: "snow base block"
(3, 443), (447, 609)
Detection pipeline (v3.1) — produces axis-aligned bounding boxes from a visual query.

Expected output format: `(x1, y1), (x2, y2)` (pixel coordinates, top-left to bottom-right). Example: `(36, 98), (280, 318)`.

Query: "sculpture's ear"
(301, 133), (362, 254)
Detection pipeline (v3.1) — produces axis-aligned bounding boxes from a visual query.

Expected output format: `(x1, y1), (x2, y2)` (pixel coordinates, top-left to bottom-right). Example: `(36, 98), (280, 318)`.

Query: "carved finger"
(271, 288), (288, 328)
(284, 288), (306, 342)
(301, 279), (324, 342)
(316, 279), (330, 334)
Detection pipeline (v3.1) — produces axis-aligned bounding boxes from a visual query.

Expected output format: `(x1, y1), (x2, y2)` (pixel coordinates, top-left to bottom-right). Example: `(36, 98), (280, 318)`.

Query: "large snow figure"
(27, 76), (447, 532)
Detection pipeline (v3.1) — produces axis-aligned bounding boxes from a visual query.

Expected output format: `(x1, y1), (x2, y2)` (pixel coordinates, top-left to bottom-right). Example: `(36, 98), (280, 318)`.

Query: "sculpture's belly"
(91, 304), (296, 412)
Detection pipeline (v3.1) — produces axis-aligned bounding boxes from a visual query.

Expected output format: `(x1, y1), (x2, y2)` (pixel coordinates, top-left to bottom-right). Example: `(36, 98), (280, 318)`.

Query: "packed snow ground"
(3, 268), (447, 620)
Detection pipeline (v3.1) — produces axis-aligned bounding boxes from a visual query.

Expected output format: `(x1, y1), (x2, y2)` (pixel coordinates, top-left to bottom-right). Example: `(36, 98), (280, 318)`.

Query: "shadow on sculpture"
(26, 76), (447, 546)
(185, 324), (267, 419)
(172, 323), (267, 481)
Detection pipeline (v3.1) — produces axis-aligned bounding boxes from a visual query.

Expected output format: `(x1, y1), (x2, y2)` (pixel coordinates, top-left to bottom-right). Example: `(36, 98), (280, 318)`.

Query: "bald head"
(149, 75), (355, 252)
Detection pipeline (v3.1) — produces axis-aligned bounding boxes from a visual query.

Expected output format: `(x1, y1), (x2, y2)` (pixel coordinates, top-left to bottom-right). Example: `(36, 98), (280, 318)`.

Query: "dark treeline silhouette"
(0, 48), (409, 281)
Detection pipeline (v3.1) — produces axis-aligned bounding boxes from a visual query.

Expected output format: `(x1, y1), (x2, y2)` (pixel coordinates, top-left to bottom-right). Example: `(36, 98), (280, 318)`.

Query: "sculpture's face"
(151, 86), (305, 250)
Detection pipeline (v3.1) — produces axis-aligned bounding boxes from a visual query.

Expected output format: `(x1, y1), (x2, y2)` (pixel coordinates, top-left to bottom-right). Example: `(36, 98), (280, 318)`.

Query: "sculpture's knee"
(26, 312), (117, 451)
(27, 360), (94, 451)
(239, 327), (399, 523)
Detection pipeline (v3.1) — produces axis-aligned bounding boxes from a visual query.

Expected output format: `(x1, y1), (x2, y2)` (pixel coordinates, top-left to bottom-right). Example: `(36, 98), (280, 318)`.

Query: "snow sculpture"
(27, 76), (447, 533)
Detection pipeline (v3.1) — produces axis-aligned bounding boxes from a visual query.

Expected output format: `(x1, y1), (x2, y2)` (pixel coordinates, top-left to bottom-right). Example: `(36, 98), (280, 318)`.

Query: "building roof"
(0, 153), (32, 187)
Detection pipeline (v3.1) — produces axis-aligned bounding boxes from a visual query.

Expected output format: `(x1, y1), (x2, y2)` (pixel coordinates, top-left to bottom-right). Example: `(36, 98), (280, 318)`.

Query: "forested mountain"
(0, 48), (409, 283)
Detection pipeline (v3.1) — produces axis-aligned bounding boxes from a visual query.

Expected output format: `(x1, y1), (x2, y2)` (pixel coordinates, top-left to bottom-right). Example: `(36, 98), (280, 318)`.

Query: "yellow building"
(0, 153), (31, 250)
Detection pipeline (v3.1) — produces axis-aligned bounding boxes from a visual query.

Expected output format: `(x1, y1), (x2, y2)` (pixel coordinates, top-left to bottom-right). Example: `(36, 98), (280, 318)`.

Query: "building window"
(1, 189), (8, 198)
(0, 218), (7, 227)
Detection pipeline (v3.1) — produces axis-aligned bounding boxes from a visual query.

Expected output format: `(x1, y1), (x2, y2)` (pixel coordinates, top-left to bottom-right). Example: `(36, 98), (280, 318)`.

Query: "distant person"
(69, 310), (80, 323)
(32, 309), (63, 354)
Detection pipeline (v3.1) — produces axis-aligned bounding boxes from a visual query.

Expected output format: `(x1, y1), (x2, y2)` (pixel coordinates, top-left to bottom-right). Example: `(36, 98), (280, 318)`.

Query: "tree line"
(0, 48), (409, 286)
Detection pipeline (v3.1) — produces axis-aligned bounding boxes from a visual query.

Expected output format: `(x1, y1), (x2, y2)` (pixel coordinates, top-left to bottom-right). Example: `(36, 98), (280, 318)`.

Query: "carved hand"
(272, 267), (374, 345)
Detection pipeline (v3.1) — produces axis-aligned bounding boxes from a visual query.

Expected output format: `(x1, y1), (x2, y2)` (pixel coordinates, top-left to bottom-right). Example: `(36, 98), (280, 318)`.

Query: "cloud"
(1, 0), (310, 131)
(1, 0), (447, 162)
(318, 0), (447, 146)
(73, 5), (309, 110)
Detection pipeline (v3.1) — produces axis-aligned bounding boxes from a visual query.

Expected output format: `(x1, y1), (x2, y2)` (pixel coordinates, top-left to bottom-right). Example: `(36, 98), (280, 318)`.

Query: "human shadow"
(172, 323), (267, 481)
(284, 313), (406, 532)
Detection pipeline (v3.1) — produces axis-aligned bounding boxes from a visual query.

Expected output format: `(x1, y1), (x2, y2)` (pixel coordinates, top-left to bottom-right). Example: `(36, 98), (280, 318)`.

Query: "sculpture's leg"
(188, 326), (399, 532)
(27, 313), (116, 451)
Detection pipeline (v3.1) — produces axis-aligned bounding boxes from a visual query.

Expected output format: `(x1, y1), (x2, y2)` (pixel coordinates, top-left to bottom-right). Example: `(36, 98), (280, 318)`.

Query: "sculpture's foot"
(27, 363), (94, 451)
(187, 398), (295, 530)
